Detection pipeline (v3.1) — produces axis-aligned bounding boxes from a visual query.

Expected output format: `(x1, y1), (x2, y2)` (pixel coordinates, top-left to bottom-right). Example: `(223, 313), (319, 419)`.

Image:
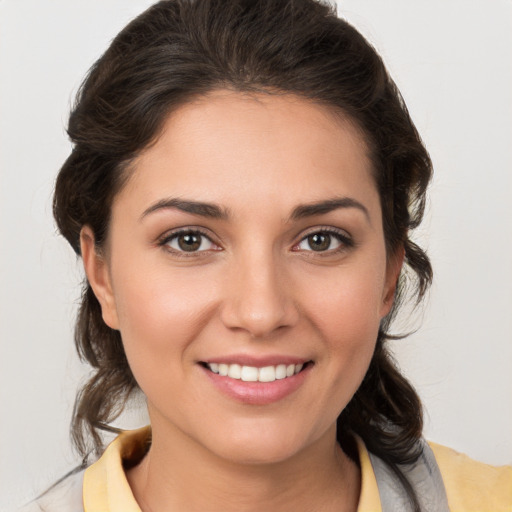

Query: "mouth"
(199, 359), (313, 405)
(200, 361), (312, 383)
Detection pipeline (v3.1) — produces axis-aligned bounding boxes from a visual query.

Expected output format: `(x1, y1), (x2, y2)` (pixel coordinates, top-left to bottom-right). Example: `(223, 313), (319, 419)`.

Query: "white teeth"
(227, 364), (241, 379)
(206, 362), (306, 382)
(275, 364), (287, 379)
(241, 366), (259, 382)
(258, 366), (276, 382)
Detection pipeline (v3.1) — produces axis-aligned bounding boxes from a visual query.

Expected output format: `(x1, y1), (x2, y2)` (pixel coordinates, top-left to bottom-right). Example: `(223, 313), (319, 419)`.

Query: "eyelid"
(157, 226), (222, 254)
(155, 225), (353, 256)
(292, 226), (354, 252)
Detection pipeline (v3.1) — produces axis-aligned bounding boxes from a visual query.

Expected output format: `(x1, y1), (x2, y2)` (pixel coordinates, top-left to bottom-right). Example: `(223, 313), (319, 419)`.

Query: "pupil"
(308, 233), (330, 251)
(178, 233), (201, 251)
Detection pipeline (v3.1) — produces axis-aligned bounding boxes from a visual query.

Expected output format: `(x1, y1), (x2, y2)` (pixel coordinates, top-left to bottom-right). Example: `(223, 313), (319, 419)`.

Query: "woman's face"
(84, 90), (400, 465)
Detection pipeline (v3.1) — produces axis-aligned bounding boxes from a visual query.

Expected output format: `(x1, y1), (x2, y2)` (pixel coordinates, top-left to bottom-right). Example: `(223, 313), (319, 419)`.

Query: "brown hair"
(54, 1), (432, 509)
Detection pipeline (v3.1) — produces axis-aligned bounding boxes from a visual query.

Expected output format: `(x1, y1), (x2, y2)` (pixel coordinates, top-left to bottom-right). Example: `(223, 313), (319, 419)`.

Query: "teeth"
(228, 364), (241, 379)
(206, 362), (306, 382)
(241, 366), (258, 382)
(258, 366), (275, 382)
(275, 364), (287, 379)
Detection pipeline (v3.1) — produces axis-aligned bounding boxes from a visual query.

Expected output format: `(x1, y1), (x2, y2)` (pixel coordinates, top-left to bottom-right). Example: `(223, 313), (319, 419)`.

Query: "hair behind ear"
(72, 282), (137, 459)
(74, 227), (137, 458)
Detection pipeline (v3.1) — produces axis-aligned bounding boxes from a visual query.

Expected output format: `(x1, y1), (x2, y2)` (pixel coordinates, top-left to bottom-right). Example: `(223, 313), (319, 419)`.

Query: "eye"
(295, 229), (352, 253)
(162, 230), (219, 253)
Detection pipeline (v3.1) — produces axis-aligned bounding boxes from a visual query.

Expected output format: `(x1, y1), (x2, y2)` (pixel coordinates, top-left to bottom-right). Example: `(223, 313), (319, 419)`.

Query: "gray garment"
(369, 439), (450, 512)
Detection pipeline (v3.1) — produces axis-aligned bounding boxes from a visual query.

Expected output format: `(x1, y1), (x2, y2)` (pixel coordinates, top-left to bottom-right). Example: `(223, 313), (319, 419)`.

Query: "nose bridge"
(221, 244), (298, 337)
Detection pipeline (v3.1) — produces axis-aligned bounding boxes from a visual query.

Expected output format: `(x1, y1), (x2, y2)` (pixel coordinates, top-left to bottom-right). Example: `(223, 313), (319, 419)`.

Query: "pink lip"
(200, 362), (312, 405)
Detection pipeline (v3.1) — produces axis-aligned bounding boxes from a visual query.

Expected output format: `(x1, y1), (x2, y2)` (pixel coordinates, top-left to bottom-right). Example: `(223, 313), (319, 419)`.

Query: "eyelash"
(157, 228), (220, 258)
(293, 227), (354, 255)
(157, 226), (354, 257)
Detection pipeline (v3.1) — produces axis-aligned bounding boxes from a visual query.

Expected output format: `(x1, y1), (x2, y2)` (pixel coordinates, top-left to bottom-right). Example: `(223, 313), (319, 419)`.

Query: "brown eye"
(178, 233), (202, 251)
(164, 231), (217, 253)
(307, 233), (331, 251)
(295, 229), (351, 253)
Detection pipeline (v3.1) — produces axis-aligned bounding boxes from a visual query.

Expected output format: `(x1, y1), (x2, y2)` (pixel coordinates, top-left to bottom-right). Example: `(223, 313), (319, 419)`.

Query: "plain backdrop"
(1, 0), (511, 510)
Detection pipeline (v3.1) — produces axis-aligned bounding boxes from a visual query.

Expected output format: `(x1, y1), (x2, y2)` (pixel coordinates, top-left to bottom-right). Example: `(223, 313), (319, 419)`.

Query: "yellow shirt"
(23, 426), (512, 511)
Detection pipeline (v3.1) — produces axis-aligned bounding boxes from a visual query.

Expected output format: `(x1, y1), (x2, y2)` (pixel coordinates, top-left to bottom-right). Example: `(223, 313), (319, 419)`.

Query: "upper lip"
(201, 355), (311, 367)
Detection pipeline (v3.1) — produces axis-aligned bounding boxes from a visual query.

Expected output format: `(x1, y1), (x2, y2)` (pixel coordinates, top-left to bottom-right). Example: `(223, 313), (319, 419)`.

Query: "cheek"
(298, 262), (386, 390)
(301, 264), (386, 341)
(110, 261), (220, 380)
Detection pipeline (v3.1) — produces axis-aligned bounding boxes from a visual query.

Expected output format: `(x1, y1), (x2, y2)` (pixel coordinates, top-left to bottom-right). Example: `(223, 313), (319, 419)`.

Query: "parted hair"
(54, 1), (432, 510)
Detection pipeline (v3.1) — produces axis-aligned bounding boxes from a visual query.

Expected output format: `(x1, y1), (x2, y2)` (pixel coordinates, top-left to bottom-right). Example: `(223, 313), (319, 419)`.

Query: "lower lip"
(201, 364), (311, 405)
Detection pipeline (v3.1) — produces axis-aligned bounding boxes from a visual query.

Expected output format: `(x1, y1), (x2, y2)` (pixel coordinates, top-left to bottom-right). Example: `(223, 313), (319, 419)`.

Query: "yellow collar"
(83, 427), (381, 512)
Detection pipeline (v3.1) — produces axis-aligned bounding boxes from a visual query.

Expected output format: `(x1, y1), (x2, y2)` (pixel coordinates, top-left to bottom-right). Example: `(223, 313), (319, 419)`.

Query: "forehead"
(116, 90), (379, 220)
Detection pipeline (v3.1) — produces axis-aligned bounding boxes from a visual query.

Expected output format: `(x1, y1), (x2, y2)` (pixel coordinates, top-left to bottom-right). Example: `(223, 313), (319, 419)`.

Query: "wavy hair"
(54, 1), (432, 509)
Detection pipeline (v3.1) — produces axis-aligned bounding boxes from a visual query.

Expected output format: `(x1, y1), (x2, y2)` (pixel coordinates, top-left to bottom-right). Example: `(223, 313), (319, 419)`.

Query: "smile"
(206, 362), (304, 382)
(200, 358), (312, 404)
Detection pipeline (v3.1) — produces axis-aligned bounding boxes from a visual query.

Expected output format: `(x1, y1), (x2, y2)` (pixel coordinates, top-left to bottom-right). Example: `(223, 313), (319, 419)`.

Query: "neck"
(127, 422), (361, 512)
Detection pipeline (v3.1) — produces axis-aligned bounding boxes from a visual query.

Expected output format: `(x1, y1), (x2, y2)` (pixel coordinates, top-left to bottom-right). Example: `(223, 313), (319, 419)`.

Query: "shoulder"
(429, 442), (512, 511)
(18, 469), (85, 512)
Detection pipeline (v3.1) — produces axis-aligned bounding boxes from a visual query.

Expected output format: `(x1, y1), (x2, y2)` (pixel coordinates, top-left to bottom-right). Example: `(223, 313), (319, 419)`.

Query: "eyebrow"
(290, 197), (370, 222)
(140, 196), (370, 223)
(140, 198), (229, 221)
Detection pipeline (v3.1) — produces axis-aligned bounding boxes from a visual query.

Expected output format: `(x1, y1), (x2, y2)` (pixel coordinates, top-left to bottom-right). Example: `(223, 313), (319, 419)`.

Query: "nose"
(220, 250), (300, 338)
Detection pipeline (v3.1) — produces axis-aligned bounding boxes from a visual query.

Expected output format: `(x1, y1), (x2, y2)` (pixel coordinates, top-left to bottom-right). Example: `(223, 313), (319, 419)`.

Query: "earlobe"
(80, 226), (119, 330)
(380, 246), (405, 317)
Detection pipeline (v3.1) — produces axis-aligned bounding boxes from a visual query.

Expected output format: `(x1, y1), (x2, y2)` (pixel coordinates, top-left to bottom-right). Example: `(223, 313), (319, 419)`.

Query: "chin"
(201, 420), (326, 466)
(214, 440), (302, 466)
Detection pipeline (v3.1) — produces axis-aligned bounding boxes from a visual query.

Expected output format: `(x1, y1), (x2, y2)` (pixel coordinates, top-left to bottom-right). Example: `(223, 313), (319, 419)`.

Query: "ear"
(80, 226), (119, 330)
(380, 246), (405, 318)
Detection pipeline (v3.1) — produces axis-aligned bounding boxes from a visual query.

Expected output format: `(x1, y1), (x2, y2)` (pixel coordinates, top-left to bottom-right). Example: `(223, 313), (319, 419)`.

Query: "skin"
(81, 90), (403, 512)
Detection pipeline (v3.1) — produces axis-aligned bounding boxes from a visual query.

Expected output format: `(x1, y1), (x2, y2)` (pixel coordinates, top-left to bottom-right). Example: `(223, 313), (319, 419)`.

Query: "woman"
(20, 0), (511, 511)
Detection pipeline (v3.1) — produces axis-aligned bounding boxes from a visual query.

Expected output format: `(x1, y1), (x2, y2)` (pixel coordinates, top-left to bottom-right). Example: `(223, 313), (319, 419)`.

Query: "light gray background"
(1, 1), (511, 510)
